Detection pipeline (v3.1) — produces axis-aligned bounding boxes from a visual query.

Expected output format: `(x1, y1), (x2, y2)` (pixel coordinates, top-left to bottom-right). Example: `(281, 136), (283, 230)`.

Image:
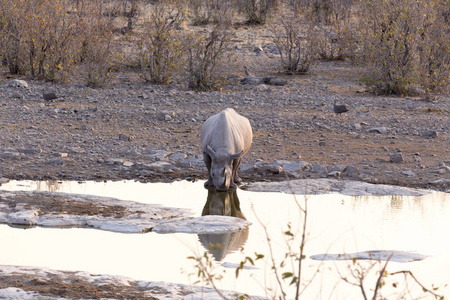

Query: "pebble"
(368, 127), (387, 134)
(390, 153), (404, 163)
(423, 130), (439, 138)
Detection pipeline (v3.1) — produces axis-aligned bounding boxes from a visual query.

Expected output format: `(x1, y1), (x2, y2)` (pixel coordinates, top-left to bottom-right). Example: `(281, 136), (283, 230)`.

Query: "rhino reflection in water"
(198, 188), (249, 261)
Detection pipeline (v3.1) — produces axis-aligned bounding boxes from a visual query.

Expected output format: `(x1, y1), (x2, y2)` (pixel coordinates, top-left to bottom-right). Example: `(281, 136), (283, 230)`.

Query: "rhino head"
(205, 145), (242, 191)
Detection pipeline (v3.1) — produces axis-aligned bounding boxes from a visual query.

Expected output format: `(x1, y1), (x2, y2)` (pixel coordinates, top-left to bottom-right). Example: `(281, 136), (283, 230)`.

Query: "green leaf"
(255, 253), (265, 260)
(282, 272), (293, 279)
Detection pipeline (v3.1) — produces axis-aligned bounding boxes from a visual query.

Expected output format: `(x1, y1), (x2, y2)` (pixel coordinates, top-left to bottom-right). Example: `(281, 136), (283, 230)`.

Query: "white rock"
(8, 79), (28, 88)
(247, 179), (429, 196)
(310, 250), (428, 263)
(152, 215), (251, 234)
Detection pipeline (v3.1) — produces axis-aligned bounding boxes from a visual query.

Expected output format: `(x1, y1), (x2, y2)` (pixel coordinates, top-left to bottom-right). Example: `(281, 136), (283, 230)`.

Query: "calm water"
(1, 180), (449, 299)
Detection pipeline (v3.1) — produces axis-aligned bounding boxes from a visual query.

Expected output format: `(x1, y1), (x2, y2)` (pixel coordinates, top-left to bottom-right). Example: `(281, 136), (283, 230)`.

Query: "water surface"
(1, 180), (449, 298)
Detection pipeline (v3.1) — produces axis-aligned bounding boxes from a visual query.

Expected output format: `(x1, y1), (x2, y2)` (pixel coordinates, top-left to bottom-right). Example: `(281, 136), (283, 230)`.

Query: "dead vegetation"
(0, 0), (448, 94)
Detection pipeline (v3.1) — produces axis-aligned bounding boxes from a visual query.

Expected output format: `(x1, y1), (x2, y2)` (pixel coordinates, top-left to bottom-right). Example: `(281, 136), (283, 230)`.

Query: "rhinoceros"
(201, 108), (252, 191)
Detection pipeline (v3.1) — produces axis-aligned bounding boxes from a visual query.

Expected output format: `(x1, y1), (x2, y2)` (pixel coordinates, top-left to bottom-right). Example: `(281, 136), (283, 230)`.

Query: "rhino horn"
(205, 145), (216, 157)
(230, 151), (243, 160)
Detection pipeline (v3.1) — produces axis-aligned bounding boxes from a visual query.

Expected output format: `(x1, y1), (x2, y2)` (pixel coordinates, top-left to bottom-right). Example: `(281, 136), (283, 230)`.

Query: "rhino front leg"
(203, 152), (214, 188)
(232, 156), (242, 185)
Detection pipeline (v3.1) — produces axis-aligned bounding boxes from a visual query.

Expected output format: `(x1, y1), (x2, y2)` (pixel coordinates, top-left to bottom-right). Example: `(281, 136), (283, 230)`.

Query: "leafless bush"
(272, 17), (316, 74)
(186, 24), (233, 90)
(0, 0), (83, 81)
(138, 1), (185, 84)
(290, 0), (353, 24)
(236, 0), (278, 25)
(0, 0), (117, 85)
(358, 0), (450, 95)
(82, 27), (114, 87)
(315, 21), (356, 61)
(188, 0), (235, 26)
(289, 0), (355, 61)
(0, 2), (26, 74)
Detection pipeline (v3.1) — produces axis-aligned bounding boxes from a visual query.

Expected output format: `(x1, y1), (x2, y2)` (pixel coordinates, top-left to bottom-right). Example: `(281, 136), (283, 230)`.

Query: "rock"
(255, 84), (270, 92)
(353, 123), (362, 130)
(247, 179), (429, 196)
(149, 150), (173, 161)
(368, 127), (387, 134)
(18, 148), (42, 155)
(0, 177), (10, 184)
(423, 130), (439, 138)
(239, 163), (255, 174)
(390, 153), (404, 163)
(169, 153), (188, 160)
(0, 152), (19, 159)
(255, 161), (282, 174)
(8, 79), (28, 88)
(43, 92), (57, 100)
(401, 170), (416, 177)
(158, 111), (176, 121)
(310, 163), (327, 173)
(434, 166), (450, 174)
(342, 165), (361, 177)
(122, 161), (134, 167)
(46, 158), (66, 166)
(328, 165), (346, 172)
(152, 215), (251, 234)
(118, 133), (132, 141)
(184, 155), (204, 167)
(139, 161), (177, 173)
(327, 171), (341, 178)
(253, 46), (263, 55)
(429, 179), (450, 186)
(278, 160), (310, 172)
(267, 78), (287, 86)
(12, 91), (23, 99)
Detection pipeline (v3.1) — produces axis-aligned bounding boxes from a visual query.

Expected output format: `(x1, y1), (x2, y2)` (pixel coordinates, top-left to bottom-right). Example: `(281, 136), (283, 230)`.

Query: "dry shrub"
(236, 0), (278, 25)
(0, 0), (116, 85)
(0, 2), (26, 74)
(289, 0), (355, 61)
(272, 16), (316, 74)
(138, 1), (186, 84)
(0, 0), (83, 81)
(358, 0), (450, 95)
(188, 0), (235, 26)
(81, 23), (114, 87)
(186, 24), (233, 90)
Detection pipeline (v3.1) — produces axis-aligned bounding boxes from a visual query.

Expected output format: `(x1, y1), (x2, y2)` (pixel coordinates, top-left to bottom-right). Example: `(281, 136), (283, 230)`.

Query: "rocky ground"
(1, 59), (449, 191)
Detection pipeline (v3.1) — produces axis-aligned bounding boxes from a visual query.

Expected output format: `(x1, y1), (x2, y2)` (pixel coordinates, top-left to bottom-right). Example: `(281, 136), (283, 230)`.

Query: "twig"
(389, 270), (444, 299)
(252, 207), (287, 299)
(372, 254), (391, 300)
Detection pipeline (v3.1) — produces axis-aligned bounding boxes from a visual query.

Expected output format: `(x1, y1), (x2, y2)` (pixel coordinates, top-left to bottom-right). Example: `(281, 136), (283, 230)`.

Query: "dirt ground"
(1, 57), (449, 191)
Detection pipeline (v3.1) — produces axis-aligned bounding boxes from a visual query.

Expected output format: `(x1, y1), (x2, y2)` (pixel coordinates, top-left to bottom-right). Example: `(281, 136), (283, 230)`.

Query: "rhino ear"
(230, 151), (243, 160)
(205, 145), (216, 157)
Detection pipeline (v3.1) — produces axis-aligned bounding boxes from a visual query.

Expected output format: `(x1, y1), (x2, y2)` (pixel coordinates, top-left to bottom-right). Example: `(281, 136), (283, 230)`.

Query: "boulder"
(8, 79), (28, 88)
(390, 153), (404, 163)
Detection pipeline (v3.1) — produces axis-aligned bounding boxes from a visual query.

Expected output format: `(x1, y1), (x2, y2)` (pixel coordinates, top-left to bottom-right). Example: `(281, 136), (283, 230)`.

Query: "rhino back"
(201, 108), (252, 154)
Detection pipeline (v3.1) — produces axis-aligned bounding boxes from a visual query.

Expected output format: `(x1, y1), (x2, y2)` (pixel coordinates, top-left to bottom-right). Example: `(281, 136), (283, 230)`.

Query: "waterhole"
(0, 180), (449, 298)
